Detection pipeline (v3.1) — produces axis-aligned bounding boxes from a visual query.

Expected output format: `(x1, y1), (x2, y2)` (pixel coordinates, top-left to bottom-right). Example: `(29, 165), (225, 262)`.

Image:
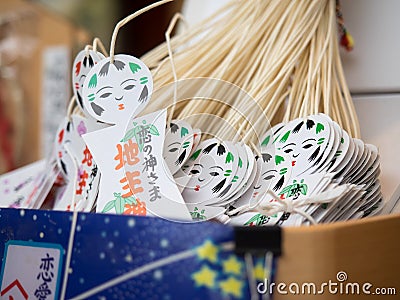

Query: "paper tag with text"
(0, 241), (63, 300)
(84, 109), (191, 221)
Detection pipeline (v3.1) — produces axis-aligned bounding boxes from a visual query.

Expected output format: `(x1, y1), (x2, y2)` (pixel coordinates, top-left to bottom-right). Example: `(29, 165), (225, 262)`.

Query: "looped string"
(166, 13), (188, 128)
(255, 185), (349, 225)
(109, 0), (173, 64)
(92, 37), (109, 57)
(227, 183), (349, 224)
(214, 213), (230, 224)
(84, 44), (93, 57)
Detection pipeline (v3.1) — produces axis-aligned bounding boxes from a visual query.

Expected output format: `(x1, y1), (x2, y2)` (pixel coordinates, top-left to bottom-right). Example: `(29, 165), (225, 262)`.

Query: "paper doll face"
(82, 54), (153, 124)
(163, 120), (194, 175)
(275, 115), (330, 176)
(280, 138), (318, 163)
(248, 151), (292, 208)
(252, 152), (276, 199)
(72, 50), (105, 112)
(182, 140), (237, 203)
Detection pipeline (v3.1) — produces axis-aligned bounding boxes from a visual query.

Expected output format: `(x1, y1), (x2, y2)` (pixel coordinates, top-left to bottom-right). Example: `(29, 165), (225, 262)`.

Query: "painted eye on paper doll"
(167, 142), (180, 153)
(124, 84), (135, 90)
(302, 138), (316, 149)
(303, 143), (313, 149)
(282, 143), (295, 154)
(209, 166), (223, 177)
(189, 164), (202, 176)
(100, 92), (112, 99)
(79, 75), (86, 87)
(263, 174), (275, 181)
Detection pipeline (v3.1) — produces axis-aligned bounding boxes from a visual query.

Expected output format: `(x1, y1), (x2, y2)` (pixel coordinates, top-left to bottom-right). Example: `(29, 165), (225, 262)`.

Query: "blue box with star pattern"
(0, 208), (275, 299)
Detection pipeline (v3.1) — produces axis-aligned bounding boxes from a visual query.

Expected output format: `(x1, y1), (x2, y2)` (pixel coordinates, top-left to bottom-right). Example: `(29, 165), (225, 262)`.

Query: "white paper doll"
(82, 54), (153, 125)
(182, 140), (238, 203)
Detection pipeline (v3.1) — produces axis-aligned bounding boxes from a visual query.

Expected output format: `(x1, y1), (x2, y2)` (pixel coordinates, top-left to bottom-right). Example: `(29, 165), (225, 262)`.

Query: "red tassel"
(340, 32), (354, 51)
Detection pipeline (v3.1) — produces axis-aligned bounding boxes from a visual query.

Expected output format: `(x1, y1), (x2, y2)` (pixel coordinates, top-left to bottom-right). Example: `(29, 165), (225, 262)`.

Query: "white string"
(166, 13), (188, 128)
(244, 253), (258, 300)
(263, 251), (274, 300)
(255, 185), (349, 225)
(214, 213), (231, 224)
(84, 44), (93, 57)
(109, 0), (174, 64)
(70, 241), (234, 299)
(92, 37), (109, 57)
(228, 180), (347, 221)
(63, 142), (80, 212)
(60, 209), (79, 300)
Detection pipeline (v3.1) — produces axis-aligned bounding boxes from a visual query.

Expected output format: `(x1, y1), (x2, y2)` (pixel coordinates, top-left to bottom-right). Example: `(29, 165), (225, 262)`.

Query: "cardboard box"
(0, 207), (398, 299)
(275, 214), (400, 299)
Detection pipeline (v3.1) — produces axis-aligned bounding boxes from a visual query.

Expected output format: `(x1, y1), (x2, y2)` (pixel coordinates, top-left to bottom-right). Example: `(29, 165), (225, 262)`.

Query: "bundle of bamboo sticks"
(140, 0), (359, 144)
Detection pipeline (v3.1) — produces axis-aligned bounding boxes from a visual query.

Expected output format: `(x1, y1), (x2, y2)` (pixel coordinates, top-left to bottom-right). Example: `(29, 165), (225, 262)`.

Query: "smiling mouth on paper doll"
(194, 185), (200, 191)
(292, 161), (296, 166)
(118, 104), (125, 110)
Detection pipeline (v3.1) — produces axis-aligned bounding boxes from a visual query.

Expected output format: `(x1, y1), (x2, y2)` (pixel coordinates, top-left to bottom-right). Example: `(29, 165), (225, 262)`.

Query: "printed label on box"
(0, 241), (63, 300)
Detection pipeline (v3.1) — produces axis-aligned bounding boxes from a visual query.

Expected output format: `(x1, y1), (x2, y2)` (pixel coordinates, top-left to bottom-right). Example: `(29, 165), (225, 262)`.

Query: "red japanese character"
(119, 171), (143, 198)
(114, 140), (139, 170)
(82, 146), (93, 166)
(76, 170), (88, 195)
(123, 199), (146, 216)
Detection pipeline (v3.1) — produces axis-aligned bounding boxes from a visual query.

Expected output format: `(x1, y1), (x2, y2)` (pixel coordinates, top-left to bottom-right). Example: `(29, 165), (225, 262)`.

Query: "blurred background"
(0, 0), (183, 174)
(34, 0), (185, 56)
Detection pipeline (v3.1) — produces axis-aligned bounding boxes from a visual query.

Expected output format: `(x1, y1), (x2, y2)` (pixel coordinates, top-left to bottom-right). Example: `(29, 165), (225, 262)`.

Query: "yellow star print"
(191, 265), (218, 288)
(197, 240), (219, 263)
(253, 262), (267, 282)
(219, 276), (244, 298)
(222, 255), (243, 275)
